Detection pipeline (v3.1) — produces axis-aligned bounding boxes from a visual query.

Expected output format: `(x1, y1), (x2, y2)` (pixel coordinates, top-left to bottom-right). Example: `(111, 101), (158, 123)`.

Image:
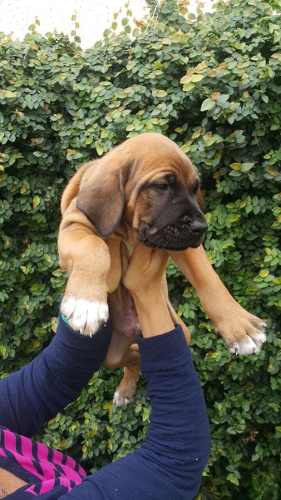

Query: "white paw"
(61, 296), (108, 336)
(113, 390), (132, 407)
(229, 327), (267, 356)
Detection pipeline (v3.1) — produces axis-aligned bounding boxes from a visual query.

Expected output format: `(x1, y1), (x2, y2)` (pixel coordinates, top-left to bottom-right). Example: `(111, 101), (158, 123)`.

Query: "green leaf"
(152, 89), (168, 98)
(201, 98), (216, 112)
(32, 195), (41, 209)
(230, 163), (241, 171)
(95, 143), (104, 156)
(0, 90), (17, 99)
(191, 73), (204, 82)
(226, 473), (240, 486)
(181, 73), (204, 85)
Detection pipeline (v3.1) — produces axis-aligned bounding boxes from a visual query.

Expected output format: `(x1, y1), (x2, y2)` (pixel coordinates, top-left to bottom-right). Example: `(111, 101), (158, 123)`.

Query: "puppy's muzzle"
(139, 214), (208, 251)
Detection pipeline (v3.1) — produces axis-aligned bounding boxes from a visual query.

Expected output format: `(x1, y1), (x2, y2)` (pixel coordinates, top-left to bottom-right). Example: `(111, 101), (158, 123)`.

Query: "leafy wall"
(0, 1), (280, 497)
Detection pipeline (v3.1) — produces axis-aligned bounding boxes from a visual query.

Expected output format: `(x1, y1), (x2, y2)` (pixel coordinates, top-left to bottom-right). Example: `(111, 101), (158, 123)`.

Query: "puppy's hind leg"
(104, 331), (140, 407)
(113, 347), (140, 407)
(106, 286), (141, 406)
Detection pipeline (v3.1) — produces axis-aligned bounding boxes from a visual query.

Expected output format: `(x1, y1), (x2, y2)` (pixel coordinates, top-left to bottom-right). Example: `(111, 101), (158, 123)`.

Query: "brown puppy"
(58, 133), (266, 405)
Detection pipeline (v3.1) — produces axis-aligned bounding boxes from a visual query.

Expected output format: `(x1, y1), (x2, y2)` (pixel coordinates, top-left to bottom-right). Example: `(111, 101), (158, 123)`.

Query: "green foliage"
(0, 0), (281, 497)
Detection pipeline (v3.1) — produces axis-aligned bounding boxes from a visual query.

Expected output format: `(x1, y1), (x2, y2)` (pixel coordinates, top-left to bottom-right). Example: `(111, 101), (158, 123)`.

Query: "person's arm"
(61, 246), (211, 500)
(61, 326), (210, 500)
(0, 316), (112, 437)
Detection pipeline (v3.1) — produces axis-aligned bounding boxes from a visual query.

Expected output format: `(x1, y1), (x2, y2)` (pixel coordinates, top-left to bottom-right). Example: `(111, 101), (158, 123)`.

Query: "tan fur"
(58, 133), (265, 403)
(61, 164), (89, 215)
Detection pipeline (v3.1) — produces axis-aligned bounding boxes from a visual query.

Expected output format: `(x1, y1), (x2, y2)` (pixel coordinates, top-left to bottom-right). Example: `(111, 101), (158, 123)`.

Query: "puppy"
(58, 133), (266, 405)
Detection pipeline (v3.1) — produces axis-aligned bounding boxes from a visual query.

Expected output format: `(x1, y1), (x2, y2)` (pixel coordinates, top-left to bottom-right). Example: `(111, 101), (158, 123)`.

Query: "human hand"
(123, 243), (168, 297)
(123, 244), (173, 337)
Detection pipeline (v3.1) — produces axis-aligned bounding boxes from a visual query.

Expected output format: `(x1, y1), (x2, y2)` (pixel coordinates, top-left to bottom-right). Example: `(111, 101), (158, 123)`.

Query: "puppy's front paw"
(61, 296), (109, 336)
(213, 302), (267, 356)
(229, 329), (267, 356)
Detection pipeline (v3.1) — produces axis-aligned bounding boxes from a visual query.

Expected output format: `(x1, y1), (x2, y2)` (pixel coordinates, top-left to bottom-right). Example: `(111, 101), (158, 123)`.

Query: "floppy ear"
(77, 161), (130, 238)
(61, 164), (89, 214)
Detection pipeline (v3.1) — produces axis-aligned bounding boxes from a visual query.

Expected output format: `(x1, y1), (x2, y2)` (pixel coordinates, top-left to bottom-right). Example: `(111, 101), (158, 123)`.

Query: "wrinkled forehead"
(112, 133), (198, 185)
(125, 149), (198, 211)
(137, 149), (197, 185)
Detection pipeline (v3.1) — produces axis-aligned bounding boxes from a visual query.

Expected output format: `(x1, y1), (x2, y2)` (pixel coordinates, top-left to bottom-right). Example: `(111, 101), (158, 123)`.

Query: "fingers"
(134, 244), (168, 272)
(124, 244), (168, 288)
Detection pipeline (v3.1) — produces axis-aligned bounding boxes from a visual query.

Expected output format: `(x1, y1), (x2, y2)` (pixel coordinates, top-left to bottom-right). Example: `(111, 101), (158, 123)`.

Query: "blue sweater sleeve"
(0, 317), (112, 437)
(61, 326), (211, 500)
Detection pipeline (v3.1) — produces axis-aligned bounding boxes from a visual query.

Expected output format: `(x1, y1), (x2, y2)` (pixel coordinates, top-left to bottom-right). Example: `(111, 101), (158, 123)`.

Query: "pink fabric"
(0, 426), (86, 496)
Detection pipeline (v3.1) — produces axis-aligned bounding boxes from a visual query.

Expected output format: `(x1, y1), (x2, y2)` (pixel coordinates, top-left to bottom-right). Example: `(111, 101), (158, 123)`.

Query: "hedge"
(0, 0), (280, 497)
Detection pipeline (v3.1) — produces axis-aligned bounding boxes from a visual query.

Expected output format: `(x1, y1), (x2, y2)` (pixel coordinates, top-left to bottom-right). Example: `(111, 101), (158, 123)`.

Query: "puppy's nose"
(190, 219), (208, 235)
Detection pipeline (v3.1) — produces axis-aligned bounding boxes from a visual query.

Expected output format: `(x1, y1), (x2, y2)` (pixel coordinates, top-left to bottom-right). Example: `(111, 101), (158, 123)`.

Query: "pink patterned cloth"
(0, 426), (86, 496)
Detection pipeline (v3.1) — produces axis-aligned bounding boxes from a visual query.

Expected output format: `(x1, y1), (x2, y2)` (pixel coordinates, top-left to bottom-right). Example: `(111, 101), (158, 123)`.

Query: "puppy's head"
(77, 133), (207, 251)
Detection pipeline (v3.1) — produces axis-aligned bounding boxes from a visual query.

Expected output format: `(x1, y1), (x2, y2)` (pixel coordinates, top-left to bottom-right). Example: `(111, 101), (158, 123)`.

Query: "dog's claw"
(252, 330), (267, 347)
(61, 296), (108, 336)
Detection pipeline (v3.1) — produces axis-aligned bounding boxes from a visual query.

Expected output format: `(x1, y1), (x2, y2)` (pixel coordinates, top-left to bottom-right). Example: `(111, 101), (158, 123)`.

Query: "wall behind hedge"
(0, 1), (280, 498)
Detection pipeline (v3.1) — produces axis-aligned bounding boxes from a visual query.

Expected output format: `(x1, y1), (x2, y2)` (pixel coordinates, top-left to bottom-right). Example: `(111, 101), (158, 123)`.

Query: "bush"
(0, 1), (280, 497)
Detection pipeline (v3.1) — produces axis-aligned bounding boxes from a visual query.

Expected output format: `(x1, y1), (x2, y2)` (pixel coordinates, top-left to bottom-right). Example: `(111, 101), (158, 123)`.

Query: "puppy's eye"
(149, 182), (170, 192)
(156, 183), (169, 191)
(166, 174), (177, 185)
(150, 175), (177, 192)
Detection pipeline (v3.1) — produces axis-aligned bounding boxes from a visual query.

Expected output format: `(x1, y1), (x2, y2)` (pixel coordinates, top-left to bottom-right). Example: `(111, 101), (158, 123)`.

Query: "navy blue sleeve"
(0, 317), (112, 437)
(62, 326), (211, 500)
